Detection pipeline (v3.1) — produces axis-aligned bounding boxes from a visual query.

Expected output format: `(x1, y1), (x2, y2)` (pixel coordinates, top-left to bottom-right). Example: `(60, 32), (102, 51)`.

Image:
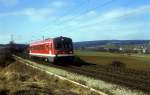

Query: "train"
(29, 36), (74, 63)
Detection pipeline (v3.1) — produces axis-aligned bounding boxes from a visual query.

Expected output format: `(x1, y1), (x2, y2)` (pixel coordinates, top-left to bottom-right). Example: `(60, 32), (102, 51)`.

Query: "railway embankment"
(0, 48), (102, 95)
(13, 55), (148, 95)
(0, 61), (85, 95)
(14, 55), (106, 95)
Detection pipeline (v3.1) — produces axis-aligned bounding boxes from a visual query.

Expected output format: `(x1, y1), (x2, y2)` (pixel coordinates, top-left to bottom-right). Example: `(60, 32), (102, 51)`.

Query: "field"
(75, 50), (150, 71)
(73, 50), (150, 93)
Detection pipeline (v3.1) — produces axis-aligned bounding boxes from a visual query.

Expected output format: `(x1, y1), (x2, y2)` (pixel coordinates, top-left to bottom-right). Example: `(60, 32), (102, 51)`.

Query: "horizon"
(1, 39), (150, 45)
(0, 0), (150, 44)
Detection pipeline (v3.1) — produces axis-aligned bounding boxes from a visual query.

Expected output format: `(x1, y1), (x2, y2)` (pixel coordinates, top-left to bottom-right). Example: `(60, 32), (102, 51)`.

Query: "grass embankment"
(0, 61), (88, 95)
(0, 48), (92, 95)
(75, 50), (150, 71)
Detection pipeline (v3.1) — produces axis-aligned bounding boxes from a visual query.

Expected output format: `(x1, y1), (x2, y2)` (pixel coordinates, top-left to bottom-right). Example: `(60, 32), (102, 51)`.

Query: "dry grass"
(0, 48), (100, 95)
(0, 61), (81, 95)
(0, 60), (100, 95)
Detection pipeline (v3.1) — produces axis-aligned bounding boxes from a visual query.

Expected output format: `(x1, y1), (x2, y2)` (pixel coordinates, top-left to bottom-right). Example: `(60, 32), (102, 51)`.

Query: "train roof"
(30, 36), (72, 46)
(30, 39), (52, 46)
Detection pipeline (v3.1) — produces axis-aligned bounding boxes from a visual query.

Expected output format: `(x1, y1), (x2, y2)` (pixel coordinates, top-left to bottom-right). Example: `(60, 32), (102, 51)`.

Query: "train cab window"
(54, 37), (73, 50)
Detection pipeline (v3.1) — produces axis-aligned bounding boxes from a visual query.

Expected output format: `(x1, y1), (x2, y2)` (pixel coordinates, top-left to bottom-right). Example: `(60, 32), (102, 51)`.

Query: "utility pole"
(42, 36), (45, 40)
(11, 34), (14, 42)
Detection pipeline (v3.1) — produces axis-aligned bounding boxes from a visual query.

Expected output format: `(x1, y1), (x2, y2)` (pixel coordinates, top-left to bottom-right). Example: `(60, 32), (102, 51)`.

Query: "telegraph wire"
(30, 0), (115, 42)
(29, 0), (89, 42)
(42, 0), (115, 34)
(55, 0), (115, 33)
(38, 0), (89, 33)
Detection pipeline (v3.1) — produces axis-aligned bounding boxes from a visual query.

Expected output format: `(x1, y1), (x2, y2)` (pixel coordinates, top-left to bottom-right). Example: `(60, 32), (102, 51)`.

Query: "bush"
(110, 61), (126, 68)
(0, 89), (9, 95)
(73, 56), (90, 66)
(0, 48), (12, 67)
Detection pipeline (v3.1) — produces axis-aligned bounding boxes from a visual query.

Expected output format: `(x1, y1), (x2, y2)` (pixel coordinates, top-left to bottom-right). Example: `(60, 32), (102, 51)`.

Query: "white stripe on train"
(29, 53), (73, 57)
(30, 42), (52, 46)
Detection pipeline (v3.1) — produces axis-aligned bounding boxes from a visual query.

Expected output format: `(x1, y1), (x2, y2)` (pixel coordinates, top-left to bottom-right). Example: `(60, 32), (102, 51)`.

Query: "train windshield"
(54, 37), (73, 51)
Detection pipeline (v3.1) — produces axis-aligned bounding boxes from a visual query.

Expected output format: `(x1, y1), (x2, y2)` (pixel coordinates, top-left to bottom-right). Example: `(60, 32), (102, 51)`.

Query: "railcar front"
(52, 36), (74, 62)
(29, 37), (74, 63)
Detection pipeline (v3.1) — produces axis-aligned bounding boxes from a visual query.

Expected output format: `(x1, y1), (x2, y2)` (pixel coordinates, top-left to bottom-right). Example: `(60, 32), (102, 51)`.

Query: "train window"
(30, 43), (53, 51)
(55, 42), (62, 49)
(54, 38), (73, 50)
(49, 44), (51, 49)
(48, 45), (50, 49)
(46, 44), (49, 50)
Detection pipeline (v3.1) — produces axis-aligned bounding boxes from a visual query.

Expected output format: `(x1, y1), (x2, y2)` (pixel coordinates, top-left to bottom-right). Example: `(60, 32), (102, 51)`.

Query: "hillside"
(74, 40), (150, 49)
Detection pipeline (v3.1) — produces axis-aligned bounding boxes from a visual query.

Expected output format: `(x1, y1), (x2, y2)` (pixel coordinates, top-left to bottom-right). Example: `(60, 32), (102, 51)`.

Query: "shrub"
(0, 48), (13, 67)
(73, 56), (90, 66)
(110, 61), (126, 68)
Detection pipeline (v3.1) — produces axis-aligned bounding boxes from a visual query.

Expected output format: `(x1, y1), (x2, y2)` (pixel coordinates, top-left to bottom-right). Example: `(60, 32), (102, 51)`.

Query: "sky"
(0, 0), (150, 44)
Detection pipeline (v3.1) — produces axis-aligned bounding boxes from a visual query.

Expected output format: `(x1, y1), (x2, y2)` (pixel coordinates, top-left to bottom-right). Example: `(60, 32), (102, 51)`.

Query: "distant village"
(78, 42), (150, 54)
(1, 40), (150, 54)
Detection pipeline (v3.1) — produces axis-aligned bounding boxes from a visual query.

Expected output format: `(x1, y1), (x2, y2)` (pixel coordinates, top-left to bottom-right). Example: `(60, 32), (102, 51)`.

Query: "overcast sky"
(0, 0), (150, 44)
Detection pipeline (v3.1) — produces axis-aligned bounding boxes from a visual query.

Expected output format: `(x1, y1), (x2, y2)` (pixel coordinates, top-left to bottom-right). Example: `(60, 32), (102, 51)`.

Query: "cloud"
(103, 5), (150, 20)
(0, 0), (68, 21)
(51, 1), (66, 8)
(23, 8), (55, 21)
(86, 11), (97, 16)
(0, 7), (56, 21)
(0, 0), (19, 6)
(59, 5), (150, 29)
(44, 5), (150, 39)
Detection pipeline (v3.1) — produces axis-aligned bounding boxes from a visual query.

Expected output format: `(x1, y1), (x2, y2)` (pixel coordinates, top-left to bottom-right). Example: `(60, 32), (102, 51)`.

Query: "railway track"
(66, 66), (150, 92)
(14, 55), (107, 95)
(16, 54), (150, 93)
(45, 63), (150, 92)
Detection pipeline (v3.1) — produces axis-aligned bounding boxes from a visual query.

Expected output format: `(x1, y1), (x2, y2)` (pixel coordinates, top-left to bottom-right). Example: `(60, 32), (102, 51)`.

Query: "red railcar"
(29, 36), (74, 62)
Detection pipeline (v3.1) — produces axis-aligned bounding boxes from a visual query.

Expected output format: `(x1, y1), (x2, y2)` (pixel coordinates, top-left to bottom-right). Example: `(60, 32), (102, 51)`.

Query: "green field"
(75, 50), (150, 71)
